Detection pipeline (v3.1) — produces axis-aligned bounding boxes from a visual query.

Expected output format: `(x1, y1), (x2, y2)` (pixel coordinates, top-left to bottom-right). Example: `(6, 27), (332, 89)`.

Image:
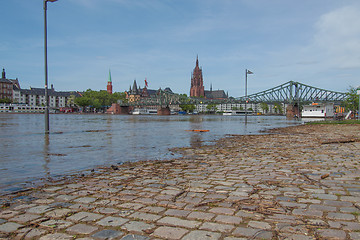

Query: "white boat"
(301, 103), (334, 118)
(132, 108), (158, 115)
(223, 110), (249, 116)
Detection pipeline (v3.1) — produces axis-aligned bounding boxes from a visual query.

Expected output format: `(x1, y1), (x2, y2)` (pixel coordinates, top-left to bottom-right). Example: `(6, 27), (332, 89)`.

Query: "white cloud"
(313, 4), (360, 69)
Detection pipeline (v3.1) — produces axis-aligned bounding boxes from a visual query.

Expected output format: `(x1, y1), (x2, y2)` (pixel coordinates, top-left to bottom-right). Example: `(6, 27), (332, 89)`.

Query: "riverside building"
(12, 84), (81, 108)
(0, 69), (20, 101)
(0, 68), (80, 109)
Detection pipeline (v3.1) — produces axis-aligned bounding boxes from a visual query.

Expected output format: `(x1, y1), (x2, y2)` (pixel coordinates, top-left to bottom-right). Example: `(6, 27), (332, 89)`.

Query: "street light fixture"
(44, 0), (58, 134)
(245, 69), (253, 124)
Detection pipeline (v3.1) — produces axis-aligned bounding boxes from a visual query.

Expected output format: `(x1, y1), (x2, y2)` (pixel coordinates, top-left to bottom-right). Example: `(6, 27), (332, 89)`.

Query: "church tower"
(190, 56), (204, 97)
(107, 69), (113, 94)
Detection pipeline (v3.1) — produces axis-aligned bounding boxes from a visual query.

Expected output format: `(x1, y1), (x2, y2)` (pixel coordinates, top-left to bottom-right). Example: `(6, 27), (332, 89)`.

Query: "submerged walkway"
(1, 124), (360, 240)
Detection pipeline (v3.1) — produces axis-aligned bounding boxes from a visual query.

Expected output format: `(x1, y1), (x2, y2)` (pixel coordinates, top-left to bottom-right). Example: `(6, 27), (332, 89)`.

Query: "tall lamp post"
(44, 0), (57, 134)
(245, 69), (253, 124)
(357, 88), (360, 120)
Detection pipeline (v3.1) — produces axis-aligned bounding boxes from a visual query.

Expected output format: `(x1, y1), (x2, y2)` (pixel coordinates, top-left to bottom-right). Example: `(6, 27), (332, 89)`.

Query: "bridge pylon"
(157, 106), (171, 115)
(286, 103), (300, 118)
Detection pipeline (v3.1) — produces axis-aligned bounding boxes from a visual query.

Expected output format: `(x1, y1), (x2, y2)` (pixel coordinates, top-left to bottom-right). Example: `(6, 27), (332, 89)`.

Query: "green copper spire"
(108, 69), (112, 83)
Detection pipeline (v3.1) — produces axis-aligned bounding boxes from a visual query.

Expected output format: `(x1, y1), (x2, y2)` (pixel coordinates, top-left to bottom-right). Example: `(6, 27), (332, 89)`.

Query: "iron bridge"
(122, 81), (347, 106)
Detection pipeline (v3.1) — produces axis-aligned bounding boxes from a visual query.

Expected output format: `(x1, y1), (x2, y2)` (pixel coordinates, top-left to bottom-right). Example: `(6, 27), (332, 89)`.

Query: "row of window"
(0, 84), (12, 89)
(1, 90), (12, 94)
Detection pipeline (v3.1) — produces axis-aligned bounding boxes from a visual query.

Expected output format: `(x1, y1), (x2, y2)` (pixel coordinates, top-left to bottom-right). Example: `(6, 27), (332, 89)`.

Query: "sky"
(1, 0), (360, 97)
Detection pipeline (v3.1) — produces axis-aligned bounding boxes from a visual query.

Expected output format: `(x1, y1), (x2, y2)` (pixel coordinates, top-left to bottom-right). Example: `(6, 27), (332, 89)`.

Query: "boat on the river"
(223, 110), (252, 116)
(301, 103), (334, 118)
(132, 108), (158, 115)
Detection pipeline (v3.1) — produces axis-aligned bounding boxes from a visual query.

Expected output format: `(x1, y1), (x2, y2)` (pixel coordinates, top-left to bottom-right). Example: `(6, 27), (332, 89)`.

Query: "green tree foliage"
(179, 94), (196, 112)
(67, 95), (76, 108)
(0, 98), (11, 104)
(180, 104), (196, 113)
(260, 102), (269, 114)
(74, 89), (127, 112)
(274, 103), (283, 114)
(206, 104), (218, 113)
(342, 86), (359, 112)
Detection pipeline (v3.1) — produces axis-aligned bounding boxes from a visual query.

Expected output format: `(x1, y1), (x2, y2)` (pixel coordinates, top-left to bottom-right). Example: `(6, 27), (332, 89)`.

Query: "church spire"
(132, 79), (139, 94)
(108, 69), (112, 82)
(107, 69), (113, 94)
(196, 55), (199, 67)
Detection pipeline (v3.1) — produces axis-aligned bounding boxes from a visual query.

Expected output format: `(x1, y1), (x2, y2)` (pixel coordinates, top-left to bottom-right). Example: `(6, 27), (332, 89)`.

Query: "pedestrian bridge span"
(121, 81), (346, 107)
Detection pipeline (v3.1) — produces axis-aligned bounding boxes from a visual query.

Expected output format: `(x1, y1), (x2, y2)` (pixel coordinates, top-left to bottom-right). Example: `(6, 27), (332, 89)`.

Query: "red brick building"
(190, 56), (205, 97)
(0, 69), (20, 101)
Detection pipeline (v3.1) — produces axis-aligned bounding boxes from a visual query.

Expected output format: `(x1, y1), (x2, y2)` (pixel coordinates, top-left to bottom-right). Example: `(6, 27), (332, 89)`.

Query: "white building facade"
(13, 85), (80, 108)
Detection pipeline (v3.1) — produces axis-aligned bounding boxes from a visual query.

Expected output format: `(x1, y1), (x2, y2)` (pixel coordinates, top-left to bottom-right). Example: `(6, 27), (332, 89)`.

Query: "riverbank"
(1, 124), (360, 239)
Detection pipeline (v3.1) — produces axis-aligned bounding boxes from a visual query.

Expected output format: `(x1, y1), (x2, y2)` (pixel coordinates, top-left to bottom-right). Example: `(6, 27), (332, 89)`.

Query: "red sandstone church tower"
(190, 56), (204, 97)
(107, 69), (113, 94)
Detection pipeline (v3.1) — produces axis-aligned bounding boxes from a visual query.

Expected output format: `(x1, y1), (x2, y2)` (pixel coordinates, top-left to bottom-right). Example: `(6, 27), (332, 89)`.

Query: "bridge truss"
(237, 81), (347, 104)
(123, 81), (347, 106)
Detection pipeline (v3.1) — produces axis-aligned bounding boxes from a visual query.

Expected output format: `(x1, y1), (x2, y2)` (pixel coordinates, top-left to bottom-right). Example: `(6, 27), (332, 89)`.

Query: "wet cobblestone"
(1, 124), (360, 239)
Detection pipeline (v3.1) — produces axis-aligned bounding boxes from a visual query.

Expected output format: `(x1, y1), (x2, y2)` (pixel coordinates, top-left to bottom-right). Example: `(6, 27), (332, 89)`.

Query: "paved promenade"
(1, 124), (360, 240)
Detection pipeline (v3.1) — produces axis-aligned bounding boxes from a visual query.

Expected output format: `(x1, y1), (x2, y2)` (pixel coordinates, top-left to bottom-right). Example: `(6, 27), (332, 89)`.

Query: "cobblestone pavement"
(1, 124), (360, 240)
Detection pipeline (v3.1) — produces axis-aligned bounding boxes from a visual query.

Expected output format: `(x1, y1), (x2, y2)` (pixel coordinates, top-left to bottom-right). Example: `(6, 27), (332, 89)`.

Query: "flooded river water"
(0, 114), (301, 195)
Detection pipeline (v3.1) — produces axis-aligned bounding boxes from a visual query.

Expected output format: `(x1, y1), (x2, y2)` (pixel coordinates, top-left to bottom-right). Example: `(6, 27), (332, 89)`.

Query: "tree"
(74, 96), (92, 108)
(180, 104), (196, 113)
(179, 94), (196, 113)
(260, 102), (269, 114)
(274, 103), (283, 114)
(206, 104), (218, 113)
(342, 86), (359, 113)
(0, 98), (11, 104)
(74, 89), (128, 112)
(67, 95), (76, 108)
(112, 92), (127, 104)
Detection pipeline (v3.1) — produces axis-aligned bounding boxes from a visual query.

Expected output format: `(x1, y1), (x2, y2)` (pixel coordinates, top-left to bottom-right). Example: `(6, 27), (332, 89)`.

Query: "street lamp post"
(357, 88), (360, 120)
(44, 0), (57, 134)
(245, 69), (253, 124)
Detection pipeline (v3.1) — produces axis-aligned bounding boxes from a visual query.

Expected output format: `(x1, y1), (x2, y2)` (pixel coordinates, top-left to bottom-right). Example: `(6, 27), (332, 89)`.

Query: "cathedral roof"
(205, 90), (227, 99)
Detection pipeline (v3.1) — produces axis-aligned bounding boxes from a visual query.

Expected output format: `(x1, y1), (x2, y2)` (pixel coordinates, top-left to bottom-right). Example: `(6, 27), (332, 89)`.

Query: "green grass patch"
(306, 119), (360, 125)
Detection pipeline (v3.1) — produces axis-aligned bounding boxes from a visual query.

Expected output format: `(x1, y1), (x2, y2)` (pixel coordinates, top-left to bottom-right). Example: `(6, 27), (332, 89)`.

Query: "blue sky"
(1, 0), (360, 97)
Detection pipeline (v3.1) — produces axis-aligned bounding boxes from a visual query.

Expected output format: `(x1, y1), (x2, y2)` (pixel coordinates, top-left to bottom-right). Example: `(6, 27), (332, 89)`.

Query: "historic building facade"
(126, 79), (173, 103)
(190, 56), (205, 97)
(0, 69), (20, 101)
(190, 56), (227, 99)
(12, 84), (81, 108)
